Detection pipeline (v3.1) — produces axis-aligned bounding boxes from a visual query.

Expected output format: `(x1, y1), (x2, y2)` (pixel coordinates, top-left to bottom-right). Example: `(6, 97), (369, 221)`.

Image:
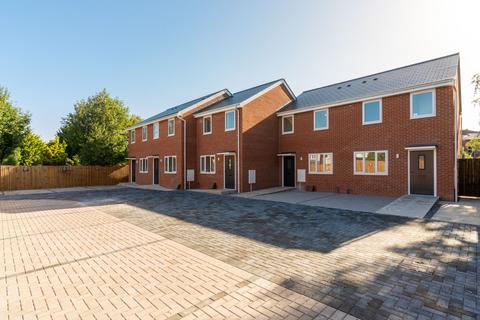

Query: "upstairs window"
(142, 126), (147, 141)
(203, 116), (212, 134)
(167, 118), (175, 136)
(153, 123), (159, 139)
(362, 100), (382, 124)
(314, 110), (328, 130)
(282, 115), (294, 134)
(354, 151), (388, 175)
(200, 155), (216, 174)
(131, 130), (136, 144)
(225, 111), (235, 131)
(164, 156), (177, 173)
(309, 153), (333, 174)
(411, 90), (435, 119)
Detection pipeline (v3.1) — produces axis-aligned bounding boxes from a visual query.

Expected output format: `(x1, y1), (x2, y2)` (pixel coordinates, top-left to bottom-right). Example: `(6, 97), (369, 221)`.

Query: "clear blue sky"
(2, 0), (479, 140)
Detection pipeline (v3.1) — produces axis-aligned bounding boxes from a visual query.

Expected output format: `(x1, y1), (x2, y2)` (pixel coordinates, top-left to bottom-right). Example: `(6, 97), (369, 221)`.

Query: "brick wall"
(278, 86), (456, 200)
(241, 85), (292, 191)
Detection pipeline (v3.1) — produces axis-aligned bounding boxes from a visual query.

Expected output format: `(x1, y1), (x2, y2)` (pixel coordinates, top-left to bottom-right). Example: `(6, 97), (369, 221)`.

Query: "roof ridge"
(230, 78), (284, 96)
(302, 53), (459, 94)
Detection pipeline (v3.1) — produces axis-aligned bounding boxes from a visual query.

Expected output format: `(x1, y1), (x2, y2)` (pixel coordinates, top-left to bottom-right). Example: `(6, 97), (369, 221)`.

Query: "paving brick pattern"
(1, 188), (479, 320)
(1, 193), (354, 319)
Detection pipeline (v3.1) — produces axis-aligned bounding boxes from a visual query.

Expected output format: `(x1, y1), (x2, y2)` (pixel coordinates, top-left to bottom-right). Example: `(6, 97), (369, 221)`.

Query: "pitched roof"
(130, 89), (230, 129)
(194, 79), (293, 115)
(279, 53), (459, 114)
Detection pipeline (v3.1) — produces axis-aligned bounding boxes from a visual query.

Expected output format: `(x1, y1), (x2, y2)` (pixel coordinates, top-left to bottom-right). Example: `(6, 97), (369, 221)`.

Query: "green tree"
(464, 137), (480, 159)
(43, 136), (69, 165)
(0, 87), (31, 163)
(58, 90), (140, 165)
(19, 131), (45, 165)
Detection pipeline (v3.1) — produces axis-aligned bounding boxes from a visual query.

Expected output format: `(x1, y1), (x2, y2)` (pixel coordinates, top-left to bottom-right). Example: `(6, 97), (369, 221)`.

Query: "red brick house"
(277, 54), (461, 200)
(127, 89), (232, 189)
(128, 54), (461, 200)
(192, 79), (295, 192)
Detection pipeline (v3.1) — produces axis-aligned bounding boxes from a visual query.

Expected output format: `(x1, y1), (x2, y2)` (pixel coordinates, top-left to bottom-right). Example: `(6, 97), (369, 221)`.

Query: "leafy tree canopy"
(43, 136), (69, 165)
(19, 131), (45, 165)
(58, 90), (140, 165)
(0, 87), (31, 163)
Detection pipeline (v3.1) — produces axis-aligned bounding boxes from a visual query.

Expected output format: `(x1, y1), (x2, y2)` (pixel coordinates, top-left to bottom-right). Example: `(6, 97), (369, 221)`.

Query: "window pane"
(412, 92), (433, 116)
(168, 120), (174, 134)
(173, 158), (176, 171)
(364, 101), (380, 123)
(226, 112), (235, 130)
(204, 117), (211, 133)
(324, 154), (332, 172)
(210, 157), (215, 172)
(314, 111), (327, 129)
(317, 155), (324, 173)
(142, 127), (147, 139)
(355, 153), (364, 173)
(283, 117), (293, 132)
(365, 152), (375, 173)
(418, 155), (425, 170)
(377, 152), (386, 173)
(309, 159), (316, 173)
(154, 123), (159, 138)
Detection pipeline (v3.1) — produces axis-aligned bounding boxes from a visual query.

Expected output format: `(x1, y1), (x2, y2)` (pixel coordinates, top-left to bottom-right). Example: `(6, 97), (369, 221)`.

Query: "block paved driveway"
(0, 188), (478, 320)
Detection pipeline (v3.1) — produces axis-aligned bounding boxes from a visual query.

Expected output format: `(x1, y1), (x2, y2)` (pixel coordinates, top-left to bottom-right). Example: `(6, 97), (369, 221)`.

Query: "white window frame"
(308, 153), (333, 174)
(362, 99), (382, 125)
(131, 130), (136, 144)
(153, 122), (159, 139)
(200, 155), (216, 174)
(313, 109), (329, 131)
(164, 156), (177, 174)
(167, 118), (175, 136)
(410, 89), (436, 119)
(353, 150), (388, 176)
(225, 110), (236, 131)
(142, 126), (147, 142)
(139, 158), (148, 173)
(282, 115), (294, 134)
(203, 115), (212, 135)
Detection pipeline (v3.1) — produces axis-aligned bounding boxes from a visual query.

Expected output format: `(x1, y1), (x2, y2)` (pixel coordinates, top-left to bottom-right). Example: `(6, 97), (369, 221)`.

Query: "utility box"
(248, 170), (256, 184)
(187, 169), (195, 182)
(297, 169), (306, 183)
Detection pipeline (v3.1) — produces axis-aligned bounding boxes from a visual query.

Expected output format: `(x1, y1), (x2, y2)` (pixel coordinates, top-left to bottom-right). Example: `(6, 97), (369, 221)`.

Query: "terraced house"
(128, 54), (462, 200)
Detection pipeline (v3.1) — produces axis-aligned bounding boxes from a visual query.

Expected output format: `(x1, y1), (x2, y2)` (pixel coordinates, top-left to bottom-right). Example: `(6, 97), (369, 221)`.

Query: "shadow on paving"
(0, 188), (410, 253)
(1, 187), (478, 320)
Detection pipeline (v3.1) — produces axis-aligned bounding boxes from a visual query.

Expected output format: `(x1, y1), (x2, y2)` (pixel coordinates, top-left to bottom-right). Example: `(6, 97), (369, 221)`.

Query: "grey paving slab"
(432, 198), (480, 225)
(2, 188), (477, 320)
(254, 190), (395, 213)
(376, 195), (438, 218)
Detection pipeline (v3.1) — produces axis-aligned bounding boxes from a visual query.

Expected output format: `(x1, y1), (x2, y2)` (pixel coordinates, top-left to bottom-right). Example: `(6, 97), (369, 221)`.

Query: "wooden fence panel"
(0, 165), (129, 191)
(458, 159), (480, 197)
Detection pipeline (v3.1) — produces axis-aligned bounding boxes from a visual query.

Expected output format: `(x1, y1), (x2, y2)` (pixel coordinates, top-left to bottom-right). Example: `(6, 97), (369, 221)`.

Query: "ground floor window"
(200, 155), (215, 174)
(139, 158), (148, 173)
(164, 156), (177, 173)
(354, 150), (388, 175)
(308, 153), (333, 174)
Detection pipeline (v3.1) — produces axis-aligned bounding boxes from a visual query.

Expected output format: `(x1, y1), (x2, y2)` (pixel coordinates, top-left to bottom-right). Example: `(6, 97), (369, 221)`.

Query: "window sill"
(282, 131), (294, 135)
(410, 114), (436, 120)
(354, 173), (388, 176)
(362, 120), (382, 125)
(165, 172), (177, 174)
(308, 172), (333, 175)
(200, 172), (216, 175)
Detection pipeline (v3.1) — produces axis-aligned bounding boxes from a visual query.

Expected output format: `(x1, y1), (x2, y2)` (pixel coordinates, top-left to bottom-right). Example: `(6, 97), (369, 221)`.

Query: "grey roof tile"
(280, 53), (459, 113)
(194, 79), (286, 114)
(132, 89), (228, 128)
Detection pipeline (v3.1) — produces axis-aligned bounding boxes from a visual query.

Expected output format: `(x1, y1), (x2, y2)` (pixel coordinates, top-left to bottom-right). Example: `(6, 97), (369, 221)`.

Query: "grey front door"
(410, 150), (434, 195)
(283, 156), (295, 187)
(131, 160), (136, 183)
(153, 158), (159, 185)
(224, 156), (235, 189)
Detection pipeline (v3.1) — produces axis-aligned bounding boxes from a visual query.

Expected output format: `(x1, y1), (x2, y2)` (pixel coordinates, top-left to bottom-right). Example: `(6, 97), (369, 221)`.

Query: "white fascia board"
(193, 105), (238, 118)
(276, 80), (455, 117)
(194, 80), (296, 118)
